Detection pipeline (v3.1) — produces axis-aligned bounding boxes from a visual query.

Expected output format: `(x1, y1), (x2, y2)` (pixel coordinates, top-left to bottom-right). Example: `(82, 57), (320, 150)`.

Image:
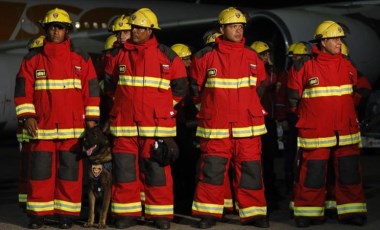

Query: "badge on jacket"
(119, 65), (126, 73)
(207, 68), (217, 77)
(308, 77), (319, 86)
(35, 69), (46, 78)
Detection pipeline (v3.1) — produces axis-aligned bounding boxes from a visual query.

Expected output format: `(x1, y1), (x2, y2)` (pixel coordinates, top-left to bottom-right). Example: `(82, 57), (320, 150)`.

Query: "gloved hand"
(151, 138), (179, 166)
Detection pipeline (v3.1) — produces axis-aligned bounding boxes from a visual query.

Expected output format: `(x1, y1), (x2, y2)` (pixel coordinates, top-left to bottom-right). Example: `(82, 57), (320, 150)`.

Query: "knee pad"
(143, 158), (166, 186)
(338, 155), (360, 185)
(58, 151), (79, 181)
(240, 160), (263, 190)
(113, 153), (136, 183)
(31, 151), (52, 180)
(304, 159), (327, 189)
(202, 155), (228, 185)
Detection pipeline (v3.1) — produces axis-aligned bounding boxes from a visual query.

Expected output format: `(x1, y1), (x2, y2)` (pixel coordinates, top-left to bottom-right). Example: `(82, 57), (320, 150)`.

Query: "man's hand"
(24, 118), (38, 137)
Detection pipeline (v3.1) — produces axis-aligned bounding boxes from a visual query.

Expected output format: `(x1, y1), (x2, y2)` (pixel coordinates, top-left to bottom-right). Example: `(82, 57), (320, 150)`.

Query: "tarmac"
(0, 138), (379, 230)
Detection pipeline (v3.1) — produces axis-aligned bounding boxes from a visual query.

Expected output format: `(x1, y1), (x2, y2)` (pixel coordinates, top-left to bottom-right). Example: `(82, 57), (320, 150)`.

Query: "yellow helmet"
(104, 34), (117, 51)
(112, 15), (131, 32)
(171, 43), (192, 58)
(313, 20), (345, 41)
(41, 8), (72, 29)
(218, 7), (247, 25)
(250, 41), (270, 54)
(27, 35), (45, 50)
(129, 8), (160, 29)
(287, 43), (297, 56)
(205, 32), (222, 44)
(341, 43), (349, 56)
(292, 42), (312, 55)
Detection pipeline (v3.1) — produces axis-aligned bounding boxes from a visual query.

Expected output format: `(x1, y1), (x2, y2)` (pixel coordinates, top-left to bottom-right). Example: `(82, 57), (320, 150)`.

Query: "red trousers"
(111, 137), (174, 220)
(293, 144), (367, 218)
(27, 139), (83, 216)
(192, 137), (267, 222)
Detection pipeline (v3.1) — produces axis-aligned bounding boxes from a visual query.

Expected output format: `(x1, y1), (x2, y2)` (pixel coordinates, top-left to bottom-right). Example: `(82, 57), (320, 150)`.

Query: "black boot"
(154, 218), (171, 229)
(197, 217), (216, 229)
(244, 217), (270, 228)
(340, 215), (366, 226)
(28, 215), (44, 229)
(59, 215), (73, 229)
(114, 217), (137, 229)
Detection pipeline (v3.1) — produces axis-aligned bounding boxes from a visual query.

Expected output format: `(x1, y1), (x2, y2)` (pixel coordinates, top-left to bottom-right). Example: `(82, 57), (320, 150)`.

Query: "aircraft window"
(93, 22), (98, 29)
(84, 22), (90, 29)
(74, 22), (81, 30)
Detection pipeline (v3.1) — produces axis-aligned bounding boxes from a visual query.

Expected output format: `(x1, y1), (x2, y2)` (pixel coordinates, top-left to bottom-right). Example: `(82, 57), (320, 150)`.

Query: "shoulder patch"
(158, 44), (177, 62)
(194, 45), (213, 59)
(24, 47), (43, 60)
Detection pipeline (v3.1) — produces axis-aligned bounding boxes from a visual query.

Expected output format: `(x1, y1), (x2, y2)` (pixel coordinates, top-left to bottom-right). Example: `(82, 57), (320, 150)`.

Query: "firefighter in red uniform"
(288, 20), (367, 227)
(17, 35), (46, 211)
(190, 7), (269, 228)
(14, 8), (100, 229)
(250, 41), (280, 203)
(104, 8), (187, 229)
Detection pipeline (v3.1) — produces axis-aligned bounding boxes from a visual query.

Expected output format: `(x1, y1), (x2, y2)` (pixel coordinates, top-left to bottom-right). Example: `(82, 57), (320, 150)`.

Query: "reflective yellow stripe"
(239, 206), (267, 218)
(196, 127), (230, 139)
(232, 124), (267, 137)
(27, 201), (54, 212)
(85, 106), (100, 117)
(140, 192), (145, 202)
(205, 76), (257, 88)
(325, 200), (336, 209)
(54, 199), (81, 213)
(192, 201), (224, 215)
(224, 199), (233, 208)
(22, 128), (84, 140)
(111, 202), (142, 214)
(35, 79), (82, 90)
(339, 133), (361, 145)
(337, 203), (367, 215)
(16, 103), (36, 116)
(118, 75), (170, 89)
(19, 194), (27, 203)
(110, 125), (176, 137)
(145, 204), (173, 216)
(294, 206), (324, 217)
(302, 84), (352, 98)
(298, 132), (361, 148)
(196, 124), (266, 139)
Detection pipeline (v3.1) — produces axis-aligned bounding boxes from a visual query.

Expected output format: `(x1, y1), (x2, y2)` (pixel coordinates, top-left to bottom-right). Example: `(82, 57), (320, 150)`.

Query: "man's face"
(47, 23), (67, 43)
(181, 56), (192, 69)
(321, 37), (343, 55)
(220, 23), (244, 42)
(131, 25), (152, 44)
(117, 30), (131, 43)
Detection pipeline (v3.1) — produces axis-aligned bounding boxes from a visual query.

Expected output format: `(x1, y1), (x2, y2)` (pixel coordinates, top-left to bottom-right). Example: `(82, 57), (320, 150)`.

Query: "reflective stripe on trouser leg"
(142, 138), (174, 220)
(27, 140), (55, 215)
(293, 148), (328, 217)
(111, 137), (142, 217)
(192, 138), (230, 219)
(334, 145), (367, 217)
(55, 139), (83, 216)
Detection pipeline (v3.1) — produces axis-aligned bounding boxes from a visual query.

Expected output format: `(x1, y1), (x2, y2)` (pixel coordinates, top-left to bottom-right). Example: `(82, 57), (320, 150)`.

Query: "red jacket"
(287, 46), (360, 148)
(190, 37), (267, 138)
(104, 36), (187, 137)
(14, 37), (100, 140)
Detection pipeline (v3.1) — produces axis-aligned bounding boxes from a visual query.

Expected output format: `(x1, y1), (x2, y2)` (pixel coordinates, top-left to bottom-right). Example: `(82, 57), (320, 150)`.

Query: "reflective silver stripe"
(111, 202), (142, 214)
(16, 103), (36, 116)
(205, 76), (257, 89)
(118, 75), (170, 89)
(35, 79), (82, 90)
(302, 84), (352, 98)
(192, 201), (224, 215)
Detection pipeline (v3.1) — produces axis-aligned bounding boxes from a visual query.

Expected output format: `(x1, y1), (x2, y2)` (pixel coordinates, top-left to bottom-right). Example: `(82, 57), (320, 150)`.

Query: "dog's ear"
(101, 121), (111, 135)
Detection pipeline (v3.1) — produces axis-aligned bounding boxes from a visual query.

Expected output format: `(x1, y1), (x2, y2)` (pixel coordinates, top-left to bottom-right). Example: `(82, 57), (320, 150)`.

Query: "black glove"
(151, 138), (179, 166)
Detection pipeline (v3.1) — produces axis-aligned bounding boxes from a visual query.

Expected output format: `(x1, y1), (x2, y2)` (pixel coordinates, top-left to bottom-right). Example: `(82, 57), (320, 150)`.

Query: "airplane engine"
(244, 8), (380, 84)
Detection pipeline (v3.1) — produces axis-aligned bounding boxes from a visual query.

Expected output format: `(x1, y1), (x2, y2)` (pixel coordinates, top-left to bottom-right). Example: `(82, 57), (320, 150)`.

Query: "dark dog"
(82, 126), (112, 229)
